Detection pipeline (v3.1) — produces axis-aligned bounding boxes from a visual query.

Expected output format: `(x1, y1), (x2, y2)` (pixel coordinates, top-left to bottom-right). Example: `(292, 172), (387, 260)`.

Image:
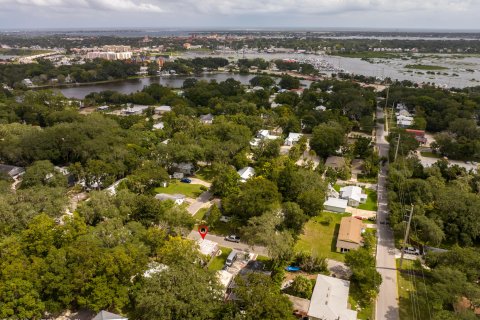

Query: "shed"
(323, 197), (348, 213)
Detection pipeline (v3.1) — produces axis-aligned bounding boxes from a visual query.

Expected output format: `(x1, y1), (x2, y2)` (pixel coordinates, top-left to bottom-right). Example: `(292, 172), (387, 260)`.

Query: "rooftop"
(308, 274), (357, 320)
(337, 216), (364, 244)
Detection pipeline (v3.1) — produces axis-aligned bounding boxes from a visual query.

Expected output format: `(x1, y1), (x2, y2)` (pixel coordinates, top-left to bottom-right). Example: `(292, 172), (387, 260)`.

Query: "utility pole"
(394, 134), (401, 161)
(399, 204), (414, 269)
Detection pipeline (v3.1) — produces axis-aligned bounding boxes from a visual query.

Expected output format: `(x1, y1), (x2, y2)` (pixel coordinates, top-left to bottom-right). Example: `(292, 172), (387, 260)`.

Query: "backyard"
(295, 212), (350, 262)
(358, 189), (378, 211)
(153, 180), (204, 198)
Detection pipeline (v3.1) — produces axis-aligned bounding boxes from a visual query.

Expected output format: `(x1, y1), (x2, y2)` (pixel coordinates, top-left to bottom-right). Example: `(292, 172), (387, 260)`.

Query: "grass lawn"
(405, 64), (449, 70)
(420, 151), (441, 158)
(357, 175), (378, 184)
(209, 220), (242, 236)
(333, 184), (341, 192)
(195, 167), (216, 182)
(208, 247), (232, 271)
(153, 180), (203, 198)
(358, 189), (378, 211)
(295, 212), (350, 262)
(397, 259), (431, 320)
(349, 291), (374, 320)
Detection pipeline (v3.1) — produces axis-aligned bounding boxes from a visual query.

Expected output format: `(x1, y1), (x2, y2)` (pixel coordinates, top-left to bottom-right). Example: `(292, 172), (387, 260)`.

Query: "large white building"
(308, 274), (357, 320)
(86, 51), (132, 60)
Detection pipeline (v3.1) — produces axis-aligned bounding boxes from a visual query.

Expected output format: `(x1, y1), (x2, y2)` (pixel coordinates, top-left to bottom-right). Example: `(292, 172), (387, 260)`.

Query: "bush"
(293, 252), (328, 273)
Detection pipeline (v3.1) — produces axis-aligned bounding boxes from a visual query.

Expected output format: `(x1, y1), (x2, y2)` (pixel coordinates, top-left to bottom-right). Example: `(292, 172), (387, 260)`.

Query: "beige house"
(336, 216), (364, 253)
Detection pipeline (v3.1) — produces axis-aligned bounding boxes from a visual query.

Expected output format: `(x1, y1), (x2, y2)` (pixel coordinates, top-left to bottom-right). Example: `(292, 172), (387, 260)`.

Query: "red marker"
(198, 225), (208, 240)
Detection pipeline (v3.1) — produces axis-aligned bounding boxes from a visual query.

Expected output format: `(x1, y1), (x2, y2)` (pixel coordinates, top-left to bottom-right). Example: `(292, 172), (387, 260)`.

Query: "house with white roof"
(197, 239), (219, 257)
(152, 122), (164, 130)
(155, 193), (186, 205)
(307, 274), (357, 320)
(315, 105), (327, 111)
(154, 105), (172, 114)
(92, 310), (128, 320)
(284, 133), (304, 146)
(339, 186), (367, 207)
(323, 197), (348, 213)
(397, 115), (414, 128)
(237, 166), (255, 182)
(200, 114), (214, 124)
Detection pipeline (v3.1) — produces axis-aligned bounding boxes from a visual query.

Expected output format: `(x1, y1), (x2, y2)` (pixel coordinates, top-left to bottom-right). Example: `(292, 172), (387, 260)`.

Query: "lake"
(59, 73), (312, 99)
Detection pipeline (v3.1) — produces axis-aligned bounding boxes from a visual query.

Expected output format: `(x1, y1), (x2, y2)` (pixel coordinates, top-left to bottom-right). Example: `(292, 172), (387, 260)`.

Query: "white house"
(21, 79), (34, 87)
(197, 239), (219, 257)
(397, 115), (414, 128)
(315, 105), (327, 111)
(92, 310), (128, 320)
(155, 193), (186, 205)
(284, 133), (304, 146)
(154, 105), (172, 114)
(237, 166), (255, 182)
(339, 186), (367, 207)
(200, 114), (214, 124)
(323, 197), (348, 213)
(307, 274), (357, 320)
(153, 122), (165, 130)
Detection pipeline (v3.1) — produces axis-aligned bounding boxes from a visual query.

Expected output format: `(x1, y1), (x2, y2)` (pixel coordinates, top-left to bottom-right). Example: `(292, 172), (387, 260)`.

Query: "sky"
(0, 0), (479, 30)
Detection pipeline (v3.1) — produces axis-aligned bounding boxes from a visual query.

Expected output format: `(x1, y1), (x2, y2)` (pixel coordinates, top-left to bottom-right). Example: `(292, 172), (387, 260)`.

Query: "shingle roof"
(337, 216), (364, 244)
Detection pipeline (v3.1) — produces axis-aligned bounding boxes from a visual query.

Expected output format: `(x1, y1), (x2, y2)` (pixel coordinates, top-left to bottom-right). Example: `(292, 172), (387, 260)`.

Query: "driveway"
(345, 207), (377, 219)
(187, 231), (269, 256)
(375, 106), (400, 320)
(187, 191), (213, 215)
(189, 178), (212, 188)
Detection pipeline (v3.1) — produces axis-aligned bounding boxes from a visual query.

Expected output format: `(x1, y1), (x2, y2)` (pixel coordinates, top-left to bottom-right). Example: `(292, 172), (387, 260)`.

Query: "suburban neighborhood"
(1, 27), (480, 320)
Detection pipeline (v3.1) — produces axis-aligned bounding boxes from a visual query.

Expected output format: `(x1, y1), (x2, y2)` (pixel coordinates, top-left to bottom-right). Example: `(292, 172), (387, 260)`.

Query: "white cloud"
(0, 0), (474, 14)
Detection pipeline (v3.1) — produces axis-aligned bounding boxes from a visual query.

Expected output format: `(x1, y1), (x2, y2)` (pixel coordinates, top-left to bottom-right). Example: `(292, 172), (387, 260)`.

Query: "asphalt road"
(187, 231), (269, 256)
(375, 107), (400, 320)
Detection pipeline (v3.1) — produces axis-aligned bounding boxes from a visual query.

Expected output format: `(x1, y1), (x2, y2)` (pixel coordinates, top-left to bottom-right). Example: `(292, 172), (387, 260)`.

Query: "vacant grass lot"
(295, 212), (351, 262)
(208, 247), (232, 271)
(154, 180), (203, 198)
(358, 189), (378, 211)
(397, 259), (431, 320)
(420, 151), (441, 158)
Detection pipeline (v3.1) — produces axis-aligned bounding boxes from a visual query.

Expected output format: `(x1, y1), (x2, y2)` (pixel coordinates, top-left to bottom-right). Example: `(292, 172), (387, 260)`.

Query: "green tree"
(310, 121), (346, 158)
(279, 74), (300, 90)
(289, 275), (313, 299)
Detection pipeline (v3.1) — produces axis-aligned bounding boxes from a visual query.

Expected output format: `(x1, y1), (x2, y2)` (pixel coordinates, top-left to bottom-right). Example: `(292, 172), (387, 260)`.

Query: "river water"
(59, 51), (480, 99)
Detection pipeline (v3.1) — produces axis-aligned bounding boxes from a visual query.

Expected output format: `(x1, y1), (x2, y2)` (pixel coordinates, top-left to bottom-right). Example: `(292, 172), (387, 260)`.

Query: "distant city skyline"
(0, 0), (479, 30)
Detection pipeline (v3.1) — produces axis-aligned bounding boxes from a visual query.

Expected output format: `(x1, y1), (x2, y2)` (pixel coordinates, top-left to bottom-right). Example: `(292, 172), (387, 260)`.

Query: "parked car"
(219, 216), (232, 223)
(225, 250), (238, 267)
(404, 246), (420, 255)
(225, 235), (241, 243)
(180, 178), (191, 183)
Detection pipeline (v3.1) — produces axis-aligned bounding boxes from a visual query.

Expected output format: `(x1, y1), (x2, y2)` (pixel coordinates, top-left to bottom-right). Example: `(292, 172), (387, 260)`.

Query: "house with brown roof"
(336, 216), (365, 253)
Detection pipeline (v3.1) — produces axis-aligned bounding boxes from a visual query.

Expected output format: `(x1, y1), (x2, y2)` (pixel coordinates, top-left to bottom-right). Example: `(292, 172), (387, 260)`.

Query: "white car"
(219, 216), (232, 223)
(404, 246), (420, 255)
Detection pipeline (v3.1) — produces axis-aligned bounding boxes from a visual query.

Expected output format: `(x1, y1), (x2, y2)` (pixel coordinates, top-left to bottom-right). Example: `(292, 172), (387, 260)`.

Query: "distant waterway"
(59, 51), (480, 99)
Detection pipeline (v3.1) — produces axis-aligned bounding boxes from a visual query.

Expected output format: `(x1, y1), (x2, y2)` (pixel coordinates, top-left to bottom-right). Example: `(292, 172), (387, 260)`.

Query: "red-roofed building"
(406, 129), (427, 144)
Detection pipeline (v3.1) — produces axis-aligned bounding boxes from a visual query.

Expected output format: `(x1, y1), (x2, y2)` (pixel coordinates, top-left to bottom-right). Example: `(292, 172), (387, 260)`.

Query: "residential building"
(152, 122), (165, 130)
(339, 186), (367, 207)
(122, 104), (150, 115)
(217, 270), (235, 295)
(237, 166), (255, 182)
(336, 216), (365, 253)
(325, 156), (347, 170)
(397, 115), (414, 128)
(198, 239), (219, 257)
(307, 274), (357, 320)
(155, 193), (186, 205)
(284, 132), (304, 146)
(315, 105), (327, 111)
(406, 129), (427, 144)
(21, 78), (34, 87)
(172, 162), (195, 175)
(92, 310), (128, 320)
(200, 114), (214, 124)
(154, 105), (172, 114)
(323, 197), (348, 213)
(0, 164), (25, 178)
(327, 184), (340, 198)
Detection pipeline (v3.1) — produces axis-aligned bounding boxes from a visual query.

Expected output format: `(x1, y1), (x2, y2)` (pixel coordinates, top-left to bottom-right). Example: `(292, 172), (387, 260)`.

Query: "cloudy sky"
(0, 0), (478, 30)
